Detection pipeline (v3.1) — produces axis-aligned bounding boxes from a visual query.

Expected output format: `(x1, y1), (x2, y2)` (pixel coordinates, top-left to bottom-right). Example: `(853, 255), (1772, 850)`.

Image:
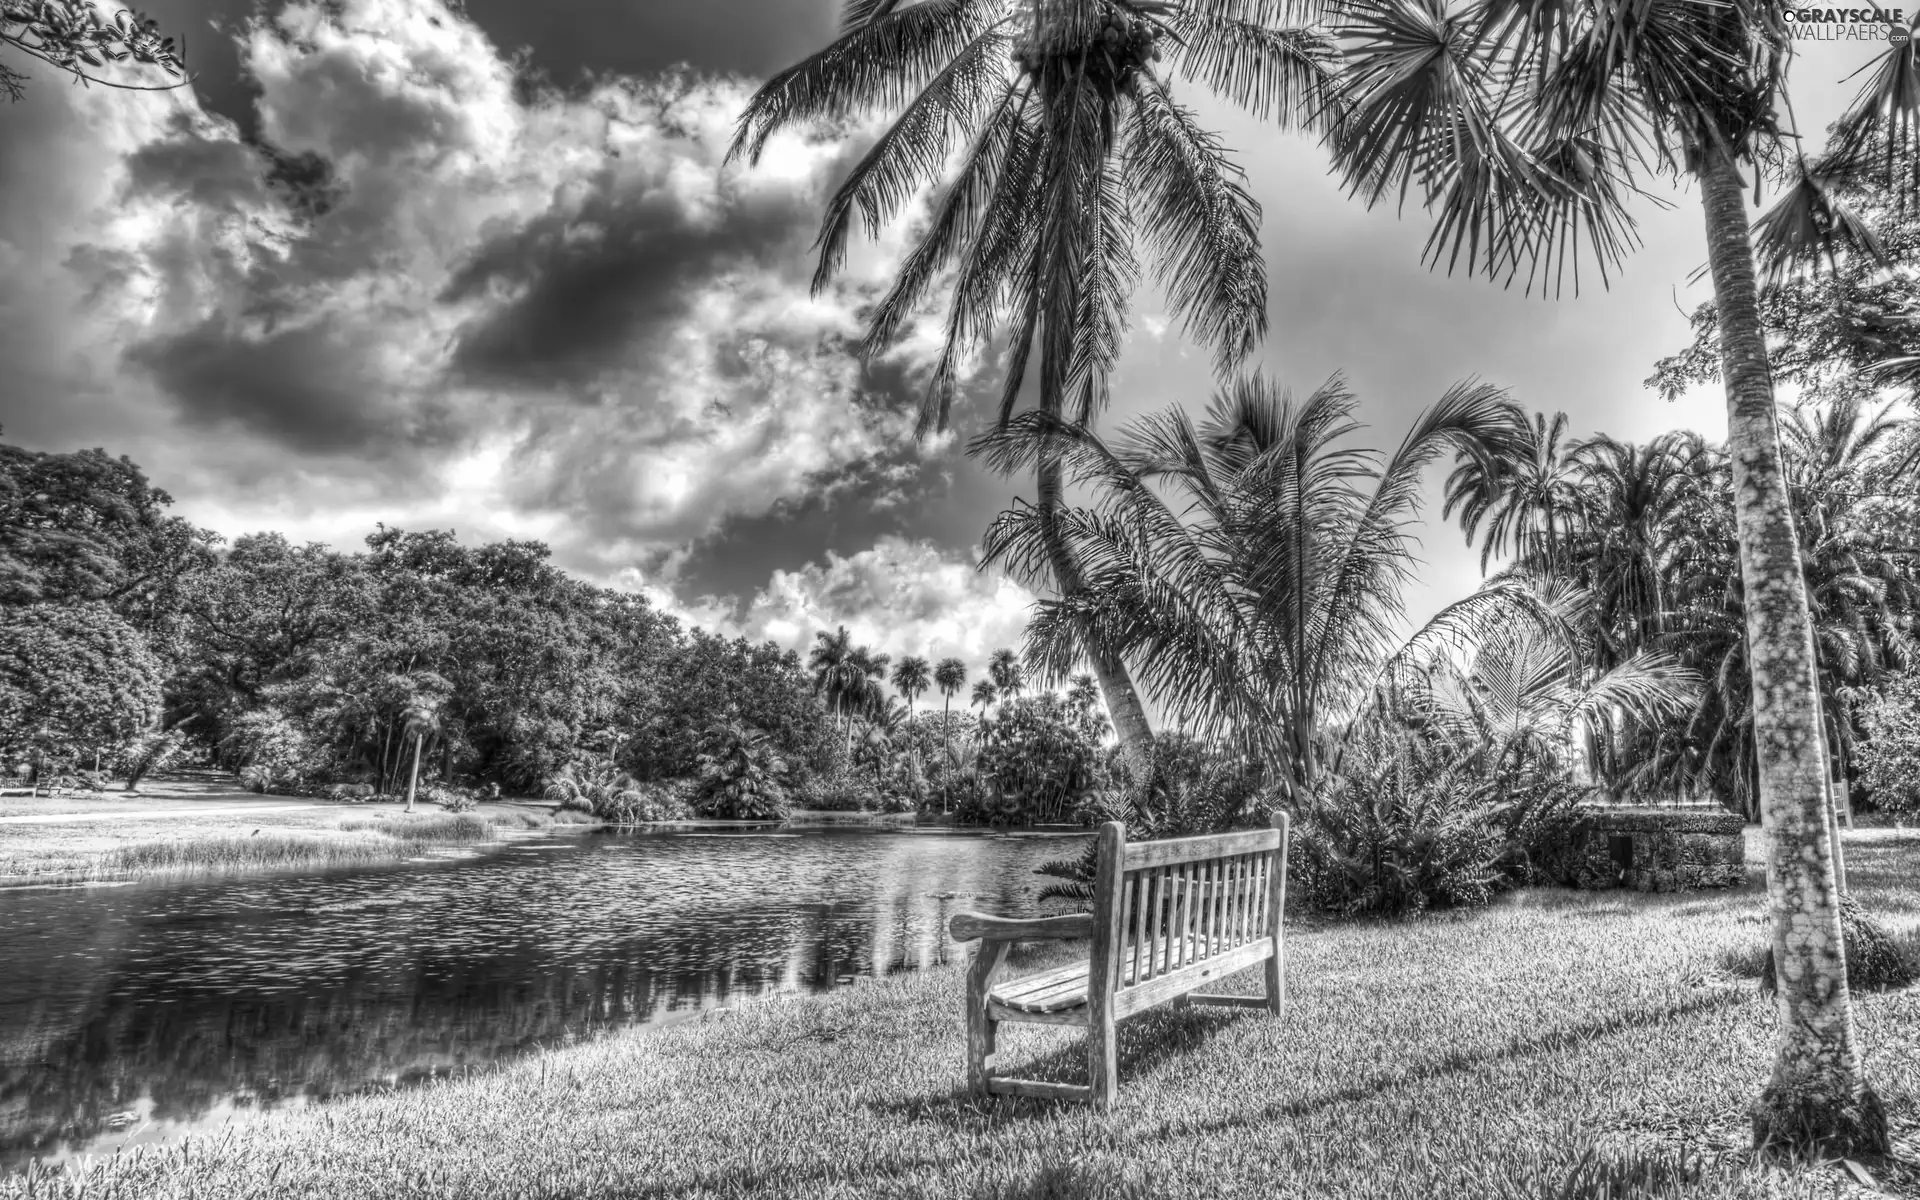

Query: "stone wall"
(1558, 808), (1747, 892)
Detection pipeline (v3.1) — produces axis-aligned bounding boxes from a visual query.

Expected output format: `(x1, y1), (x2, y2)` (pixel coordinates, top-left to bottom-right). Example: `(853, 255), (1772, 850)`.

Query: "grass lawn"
(3, 832), (1915, 1199)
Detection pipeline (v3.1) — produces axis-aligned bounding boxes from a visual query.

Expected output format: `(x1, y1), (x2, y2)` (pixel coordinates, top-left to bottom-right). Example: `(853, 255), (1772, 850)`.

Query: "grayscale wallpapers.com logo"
(1783, 7), (1914, 41)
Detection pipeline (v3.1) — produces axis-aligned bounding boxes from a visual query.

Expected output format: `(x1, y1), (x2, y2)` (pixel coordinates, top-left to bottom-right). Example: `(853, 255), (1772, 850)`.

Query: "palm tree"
(891, 655), (932, 725)
(987, 647), (1025, 700)
(979, 373), (1522, 804)
(728, 0), (1342, 782)
(1390, 584), (1700, 786)
(1563, 432), (1715, 667)
(1445, 410), (1584, 575)
(807, 626), (864, 741)
(971, 678), (1000, 715)
(1066, 672), (1100, 713)
(400, 700), (439, 815)
(1328, 0), (1900, 1152)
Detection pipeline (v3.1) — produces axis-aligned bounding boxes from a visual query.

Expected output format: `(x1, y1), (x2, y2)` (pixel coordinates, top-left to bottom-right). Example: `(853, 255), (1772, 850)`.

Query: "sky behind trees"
(0, 0), (1894, 669)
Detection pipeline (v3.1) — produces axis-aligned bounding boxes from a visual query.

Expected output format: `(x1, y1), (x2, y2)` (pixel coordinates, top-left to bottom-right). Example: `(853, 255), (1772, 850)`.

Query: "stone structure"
(1558, 807), (1747, 892)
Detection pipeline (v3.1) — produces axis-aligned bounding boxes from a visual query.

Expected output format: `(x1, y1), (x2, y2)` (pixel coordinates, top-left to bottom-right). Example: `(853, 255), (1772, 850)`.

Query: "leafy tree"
(0, 436), (214, 628)
(969, 693), (1103, 825)
(731, 0), (1343, 779)
(0, 601), (162, 782)
(1, 2), (185, 103)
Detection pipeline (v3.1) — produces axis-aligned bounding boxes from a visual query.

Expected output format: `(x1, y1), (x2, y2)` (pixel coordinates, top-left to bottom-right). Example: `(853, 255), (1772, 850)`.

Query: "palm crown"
(730, 0), (1337, 432)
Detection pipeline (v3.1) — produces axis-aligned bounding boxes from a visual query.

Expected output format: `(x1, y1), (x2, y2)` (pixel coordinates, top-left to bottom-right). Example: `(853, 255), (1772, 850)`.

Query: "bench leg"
(965, 943), (1008, 1098)
(1087, 1013), (1117, 1112)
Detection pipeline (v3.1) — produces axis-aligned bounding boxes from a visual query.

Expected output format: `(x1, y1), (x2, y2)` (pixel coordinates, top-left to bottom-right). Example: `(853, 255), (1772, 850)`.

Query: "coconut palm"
(987, 647), (1025, 700)
(729, 0), (1342, 781)
(891, 655), (932, 725)
(1445, 410), (1585, 575)
(979, 372), (1524, 804)
(1327, 0), (1909, 1151)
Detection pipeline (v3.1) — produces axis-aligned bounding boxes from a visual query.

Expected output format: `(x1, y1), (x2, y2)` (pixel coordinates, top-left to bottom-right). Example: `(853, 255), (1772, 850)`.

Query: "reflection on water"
(0, 827), (1084, 1169)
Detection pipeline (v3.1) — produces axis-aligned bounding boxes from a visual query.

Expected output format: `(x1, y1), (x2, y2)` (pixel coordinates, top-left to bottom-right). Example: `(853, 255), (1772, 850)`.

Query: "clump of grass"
(485, 809), (551, 830)
(106, 834), (403, 873)
(336, 813), (493, 841)
(98, 814), (502, 879)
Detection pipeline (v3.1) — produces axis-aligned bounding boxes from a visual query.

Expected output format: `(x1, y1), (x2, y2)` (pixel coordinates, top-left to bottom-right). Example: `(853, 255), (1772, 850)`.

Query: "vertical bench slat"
(1252, 853), (1270, 948)
(1197, 859), (1215, 959)
(1167, 860), (1182, 963)
(1240, 854), (1257, 949)
(1228, 852), (1244, 944)
(1219, 858), (1234, 951)
(1130, 869), (1149, 984)
(1152, 864), (1167, 979)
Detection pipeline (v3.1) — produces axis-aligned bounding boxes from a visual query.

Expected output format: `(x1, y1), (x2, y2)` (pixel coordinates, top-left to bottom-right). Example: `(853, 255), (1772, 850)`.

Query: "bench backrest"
(1086, 815), (1288, 1012)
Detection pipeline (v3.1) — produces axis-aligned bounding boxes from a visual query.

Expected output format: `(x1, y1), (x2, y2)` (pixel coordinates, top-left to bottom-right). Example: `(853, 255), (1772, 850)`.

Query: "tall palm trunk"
(1023, 8), (1155, 784)
(1038, 452), (1156, 782)
(1697, 143), (1885, 1155)
(405, 732), (423, 814)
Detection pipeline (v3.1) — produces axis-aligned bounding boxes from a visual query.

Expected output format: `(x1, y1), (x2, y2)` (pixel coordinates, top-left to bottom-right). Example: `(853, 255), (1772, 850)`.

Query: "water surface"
(0, 826), (1085, 1169)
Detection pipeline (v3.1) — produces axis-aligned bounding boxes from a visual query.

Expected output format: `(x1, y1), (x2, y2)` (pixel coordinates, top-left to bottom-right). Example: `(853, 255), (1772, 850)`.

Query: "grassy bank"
(6, 836), (1916, 1199)
(0, 806), (577, 886)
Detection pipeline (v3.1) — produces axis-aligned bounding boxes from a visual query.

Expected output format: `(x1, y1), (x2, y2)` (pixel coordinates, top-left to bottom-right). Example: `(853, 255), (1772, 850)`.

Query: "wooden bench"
(947, 814), (1288, 1110)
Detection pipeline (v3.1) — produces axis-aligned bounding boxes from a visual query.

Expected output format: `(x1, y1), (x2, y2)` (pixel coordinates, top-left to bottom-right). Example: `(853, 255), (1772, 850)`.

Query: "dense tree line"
(0, 434), (836, 797)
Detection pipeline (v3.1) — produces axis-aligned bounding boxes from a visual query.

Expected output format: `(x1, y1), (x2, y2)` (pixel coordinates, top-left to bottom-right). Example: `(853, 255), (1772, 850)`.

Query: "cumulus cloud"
(0, 0), (946, 581)
(644, 536), (1040, 670)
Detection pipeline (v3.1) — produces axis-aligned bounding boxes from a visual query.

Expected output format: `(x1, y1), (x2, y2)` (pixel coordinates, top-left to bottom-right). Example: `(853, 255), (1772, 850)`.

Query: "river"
(0, 824), (1088, 1170)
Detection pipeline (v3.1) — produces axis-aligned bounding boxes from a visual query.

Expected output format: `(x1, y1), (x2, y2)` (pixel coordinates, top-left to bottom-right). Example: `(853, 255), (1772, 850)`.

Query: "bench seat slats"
(988, 934), (1249, 1014)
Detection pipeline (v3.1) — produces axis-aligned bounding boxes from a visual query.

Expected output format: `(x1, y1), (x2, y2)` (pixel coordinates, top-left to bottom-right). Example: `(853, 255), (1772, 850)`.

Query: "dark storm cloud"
(126, 316), (400, 453)
(460, 0), (838, 86)
(441, 167), (824, 387)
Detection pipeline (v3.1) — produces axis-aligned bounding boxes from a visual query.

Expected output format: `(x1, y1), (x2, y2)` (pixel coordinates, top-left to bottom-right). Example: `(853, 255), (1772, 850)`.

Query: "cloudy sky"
(0, 1), (1893, 676)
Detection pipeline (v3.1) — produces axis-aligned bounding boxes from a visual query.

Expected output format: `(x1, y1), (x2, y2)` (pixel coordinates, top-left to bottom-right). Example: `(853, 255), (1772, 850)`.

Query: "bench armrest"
(949, 912), (1093, 944)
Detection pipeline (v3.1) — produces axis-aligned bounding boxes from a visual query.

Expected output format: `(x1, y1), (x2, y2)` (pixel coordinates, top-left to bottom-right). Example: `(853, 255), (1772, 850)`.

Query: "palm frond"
(1123, 71), (1266, 374)
(729, 0), (1001, 166)
(811, 25), (1016, 294)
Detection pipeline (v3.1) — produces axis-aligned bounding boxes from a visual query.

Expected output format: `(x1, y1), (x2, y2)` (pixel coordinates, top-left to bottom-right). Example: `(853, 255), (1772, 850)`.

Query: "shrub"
(1289, 735), (1510, 918)
(1854, 669), (1920, 819)
(971, 696), (1104, 826)
(791, 757), (879, 812)
(543, 756), (691, 824)
(693, 720), (790, 821)
(422, 783), (479, 813)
